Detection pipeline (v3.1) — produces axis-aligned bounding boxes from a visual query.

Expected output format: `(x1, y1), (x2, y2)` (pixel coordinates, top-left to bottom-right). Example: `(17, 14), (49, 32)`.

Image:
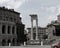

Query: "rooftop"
(0, 6), (20, 14)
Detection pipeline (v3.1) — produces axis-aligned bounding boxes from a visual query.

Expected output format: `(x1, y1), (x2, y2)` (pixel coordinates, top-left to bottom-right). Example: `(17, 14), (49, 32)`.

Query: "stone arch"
(2, 39), (6, 46)
(12, 38), (15, 46)
(12, 26), (15, 34)
(2, 25), (5, 34)
(7, 39), (11, 46)
(8, 26), (10, 34)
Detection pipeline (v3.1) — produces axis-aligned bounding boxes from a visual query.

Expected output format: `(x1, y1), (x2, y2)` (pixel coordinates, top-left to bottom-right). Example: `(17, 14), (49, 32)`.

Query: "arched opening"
(54, 25), (60, 36)
(8, 26), (10, 34)
(2, 39), (6, 46)
(12, 38), (15, 46)
(12, 26), (15, 34)
(2, 25), (5, 34)
(7, 39), (11, 46)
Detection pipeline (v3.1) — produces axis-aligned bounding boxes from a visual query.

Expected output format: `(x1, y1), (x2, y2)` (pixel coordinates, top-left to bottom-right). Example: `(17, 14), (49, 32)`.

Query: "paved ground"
(0, 45), (51, 48)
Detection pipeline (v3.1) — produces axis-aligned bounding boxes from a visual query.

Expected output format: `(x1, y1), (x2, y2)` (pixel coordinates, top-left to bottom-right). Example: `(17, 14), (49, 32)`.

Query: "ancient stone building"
(0, 7), (25, 46)
(27, 27), (47, 41)
(27, 14), (47, 45)
(46, 14), (60, 44)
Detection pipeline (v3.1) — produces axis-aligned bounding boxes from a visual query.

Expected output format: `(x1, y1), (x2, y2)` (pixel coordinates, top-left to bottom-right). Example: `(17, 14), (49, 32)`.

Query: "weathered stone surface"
(0, 45), (51, 48)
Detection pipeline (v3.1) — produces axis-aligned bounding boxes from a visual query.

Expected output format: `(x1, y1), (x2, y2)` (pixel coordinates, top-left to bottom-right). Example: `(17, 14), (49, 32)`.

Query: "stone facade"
(0, 7), (25, 46)
(46, 14), (60, 44)
(46, 24), (55, 40)
(27, 27), (47, 41)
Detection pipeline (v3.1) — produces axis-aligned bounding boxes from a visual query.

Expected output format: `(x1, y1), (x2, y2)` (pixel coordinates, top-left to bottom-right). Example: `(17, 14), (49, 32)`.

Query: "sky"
(0, 0), (60, 29)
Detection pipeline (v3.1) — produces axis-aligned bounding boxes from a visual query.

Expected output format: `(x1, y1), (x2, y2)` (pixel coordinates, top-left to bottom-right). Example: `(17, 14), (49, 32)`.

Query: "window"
(10, 17), (13, 21)
(14, 18), (16, 22)
(2, 39), (6, 46)
(2, 25), (5, 34)
(6, 17), (8, 21)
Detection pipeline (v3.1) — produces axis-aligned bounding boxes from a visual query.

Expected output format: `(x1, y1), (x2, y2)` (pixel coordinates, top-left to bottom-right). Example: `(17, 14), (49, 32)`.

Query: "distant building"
(0, 7), (25, 46)
(27, 27), (47, 41)
(46, 14), (60, 42)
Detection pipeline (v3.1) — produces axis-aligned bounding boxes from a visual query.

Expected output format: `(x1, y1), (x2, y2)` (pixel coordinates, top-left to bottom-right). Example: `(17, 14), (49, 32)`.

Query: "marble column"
(36, 18), (38, 40)
(0, 24), (2, 34)
(5, 25), (8, 34)
(15, 26), (16, 34)
(6, 39), (7, 46)
(31, 18), (33, 40)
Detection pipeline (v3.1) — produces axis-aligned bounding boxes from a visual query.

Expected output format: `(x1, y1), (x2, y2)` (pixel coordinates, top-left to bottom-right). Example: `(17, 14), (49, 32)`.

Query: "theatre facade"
(0, 7), (25, 46)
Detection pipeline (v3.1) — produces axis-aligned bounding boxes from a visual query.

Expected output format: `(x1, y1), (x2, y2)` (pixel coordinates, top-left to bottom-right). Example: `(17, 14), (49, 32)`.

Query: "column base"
(36, 38), (39, 40)
(27, 40), (40, 45)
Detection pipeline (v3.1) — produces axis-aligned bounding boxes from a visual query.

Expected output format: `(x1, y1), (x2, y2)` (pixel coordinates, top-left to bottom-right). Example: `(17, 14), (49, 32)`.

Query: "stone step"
(27, 40), (40, 45)
(0, 45), (51, 48)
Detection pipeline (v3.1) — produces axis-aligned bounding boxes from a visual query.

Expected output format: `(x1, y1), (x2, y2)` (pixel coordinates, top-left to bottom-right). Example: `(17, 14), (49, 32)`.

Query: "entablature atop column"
(30, 14), (38, 20)
(0, 21), (16, 25)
